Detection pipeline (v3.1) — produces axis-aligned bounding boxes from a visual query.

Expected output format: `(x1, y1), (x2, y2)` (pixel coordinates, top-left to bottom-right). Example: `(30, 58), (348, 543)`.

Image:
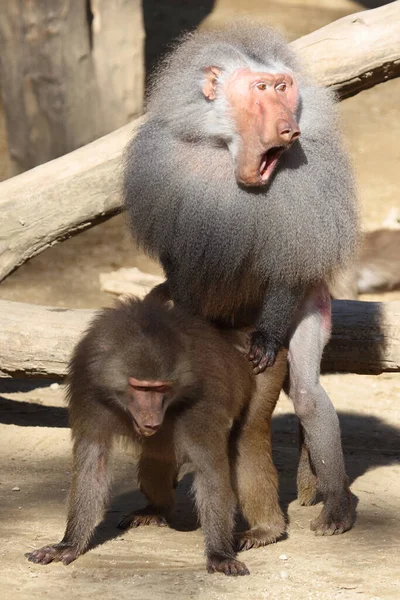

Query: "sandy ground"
(0, 1), (399, 599)
(1, 374), (399, 600)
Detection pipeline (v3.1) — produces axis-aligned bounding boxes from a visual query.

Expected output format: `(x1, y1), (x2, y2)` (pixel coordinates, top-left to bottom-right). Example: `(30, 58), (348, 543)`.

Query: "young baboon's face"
(125, 377), (174, 437)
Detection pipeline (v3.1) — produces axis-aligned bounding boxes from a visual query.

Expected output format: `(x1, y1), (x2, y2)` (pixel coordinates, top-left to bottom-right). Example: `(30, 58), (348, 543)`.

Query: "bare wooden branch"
(291, 1), (400, 99)
(0, 119), (143, 281)
(0, 3), (399, 282)
(0, 299), (398, 379)
(0, 301), (93, 379)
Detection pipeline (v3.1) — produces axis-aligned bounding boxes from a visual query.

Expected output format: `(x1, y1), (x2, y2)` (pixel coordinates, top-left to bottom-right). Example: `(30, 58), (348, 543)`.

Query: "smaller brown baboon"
(26, 295), (287, 576)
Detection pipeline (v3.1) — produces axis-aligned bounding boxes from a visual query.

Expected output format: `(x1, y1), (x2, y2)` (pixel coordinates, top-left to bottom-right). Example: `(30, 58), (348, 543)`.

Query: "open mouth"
(259, 146), (284, 183)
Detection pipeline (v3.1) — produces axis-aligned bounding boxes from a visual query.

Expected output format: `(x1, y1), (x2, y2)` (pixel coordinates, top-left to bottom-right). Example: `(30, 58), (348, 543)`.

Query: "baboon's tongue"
(260, 147), (283, 182)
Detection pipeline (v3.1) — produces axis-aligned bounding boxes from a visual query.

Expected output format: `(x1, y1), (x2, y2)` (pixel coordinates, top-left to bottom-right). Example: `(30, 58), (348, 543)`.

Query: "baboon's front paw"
(25, 543), (79, 566)
(207, 556), (250, 576)
(247, 331), (281, 373)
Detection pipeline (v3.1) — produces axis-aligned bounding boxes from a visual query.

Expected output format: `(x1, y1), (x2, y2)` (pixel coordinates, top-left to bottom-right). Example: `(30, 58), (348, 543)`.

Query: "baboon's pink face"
(126, 377), (172, 437)
(203, 67), (300, 187)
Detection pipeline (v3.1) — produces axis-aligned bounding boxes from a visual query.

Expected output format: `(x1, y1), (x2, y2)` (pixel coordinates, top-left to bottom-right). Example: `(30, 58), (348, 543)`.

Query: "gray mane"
(124, 22), (358, 295)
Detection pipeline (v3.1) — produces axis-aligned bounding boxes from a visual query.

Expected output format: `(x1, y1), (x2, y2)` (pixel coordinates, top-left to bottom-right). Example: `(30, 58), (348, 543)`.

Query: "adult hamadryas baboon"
(124, 21), (359, 534)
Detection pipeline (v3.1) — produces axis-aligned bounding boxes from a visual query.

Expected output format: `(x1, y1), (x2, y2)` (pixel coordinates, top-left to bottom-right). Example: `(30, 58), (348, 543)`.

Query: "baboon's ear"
(202, 66), (222, 100)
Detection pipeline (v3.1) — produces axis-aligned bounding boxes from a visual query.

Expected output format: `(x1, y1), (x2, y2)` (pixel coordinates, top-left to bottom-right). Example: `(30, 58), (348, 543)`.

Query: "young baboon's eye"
(276, 82), (287, 92)
(256, 82), (267, 91)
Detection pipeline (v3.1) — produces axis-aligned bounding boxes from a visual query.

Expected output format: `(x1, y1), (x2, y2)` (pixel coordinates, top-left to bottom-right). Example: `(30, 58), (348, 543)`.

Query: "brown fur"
(26, 295), (287, 576)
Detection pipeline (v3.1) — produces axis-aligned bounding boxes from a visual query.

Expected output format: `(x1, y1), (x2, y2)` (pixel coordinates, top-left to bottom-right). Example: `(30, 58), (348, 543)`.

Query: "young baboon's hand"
(25, 542), (80, 566)
(247, 330), (281, 374)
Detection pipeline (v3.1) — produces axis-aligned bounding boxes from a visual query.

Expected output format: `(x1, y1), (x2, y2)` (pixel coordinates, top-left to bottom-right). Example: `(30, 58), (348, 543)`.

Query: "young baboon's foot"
(310, 489), (354, 535)
(207, 555), (250, 576)
(236, 520), (286, 552)
(25, 542), (80, 566)
(118, 506), (169, 530)
(297, 470), (318, 506)
(297, 440), (318, 506)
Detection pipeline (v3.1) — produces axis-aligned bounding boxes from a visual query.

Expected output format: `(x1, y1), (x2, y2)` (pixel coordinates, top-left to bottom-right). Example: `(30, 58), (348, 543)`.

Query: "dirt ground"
(0, 1), (399, 599)
(1, 375), (399, 600)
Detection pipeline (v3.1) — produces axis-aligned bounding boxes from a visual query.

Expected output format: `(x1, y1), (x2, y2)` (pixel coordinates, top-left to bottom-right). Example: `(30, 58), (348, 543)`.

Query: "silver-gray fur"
(125, 24), (358, 303)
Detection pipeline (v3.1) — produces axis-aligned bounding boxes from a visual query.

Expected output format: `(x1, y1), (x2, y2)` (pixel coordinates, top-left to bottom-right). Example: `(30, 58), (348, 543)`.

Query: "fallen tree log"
(321, 300), (400, 374)
(292, 1), (400, 99)
(0, 300), (399, 379)
(0, 119), (142, 282)
(0, 2), (399, 283)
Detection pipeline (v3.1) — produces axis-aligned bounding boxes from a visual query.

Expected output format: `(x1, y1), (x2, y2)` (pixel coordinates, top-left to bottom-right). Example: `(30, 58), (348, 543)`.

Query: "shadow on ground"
(2, 389), (399, 555)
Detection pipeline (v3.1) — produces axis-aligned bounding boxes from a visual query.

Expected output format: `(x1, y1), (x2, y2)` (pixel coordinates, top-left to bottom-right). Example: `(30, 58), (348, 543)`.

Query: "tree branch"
(0, 120), (142, 281)
(0, 300), (399, 379)
(291, 1), (400, 99)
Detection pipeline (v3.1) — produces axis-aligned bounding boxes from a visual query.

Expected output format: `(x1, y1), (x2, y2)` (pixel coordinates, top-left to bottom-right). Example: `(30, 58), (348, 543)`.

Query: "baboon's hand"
(247, 330), (281, 374)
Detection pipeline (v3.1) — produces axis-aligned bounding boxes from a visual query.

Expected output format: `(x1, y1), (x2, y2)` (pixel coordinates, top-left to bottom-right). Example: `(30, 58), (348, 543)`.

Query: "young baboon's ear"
(202, 66), (221, 100)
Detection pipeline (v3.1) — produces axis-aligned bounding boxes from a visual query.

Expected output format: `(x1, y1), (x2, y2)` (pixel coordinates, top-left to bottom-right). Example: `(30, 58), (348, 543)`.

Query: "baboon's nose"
(141, 423), (161, 436)
(278, 120), (300, 144)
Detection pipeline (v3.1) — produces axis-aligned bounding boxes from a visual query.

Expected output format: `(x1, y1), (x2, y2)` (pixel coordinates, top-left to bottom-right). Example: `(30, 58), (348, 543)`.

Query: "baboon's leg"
(119, 424), (177, 529)
(236, 351), (287, 551)
(27, 432), (113, 565)
(287, 282), (353, 535)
